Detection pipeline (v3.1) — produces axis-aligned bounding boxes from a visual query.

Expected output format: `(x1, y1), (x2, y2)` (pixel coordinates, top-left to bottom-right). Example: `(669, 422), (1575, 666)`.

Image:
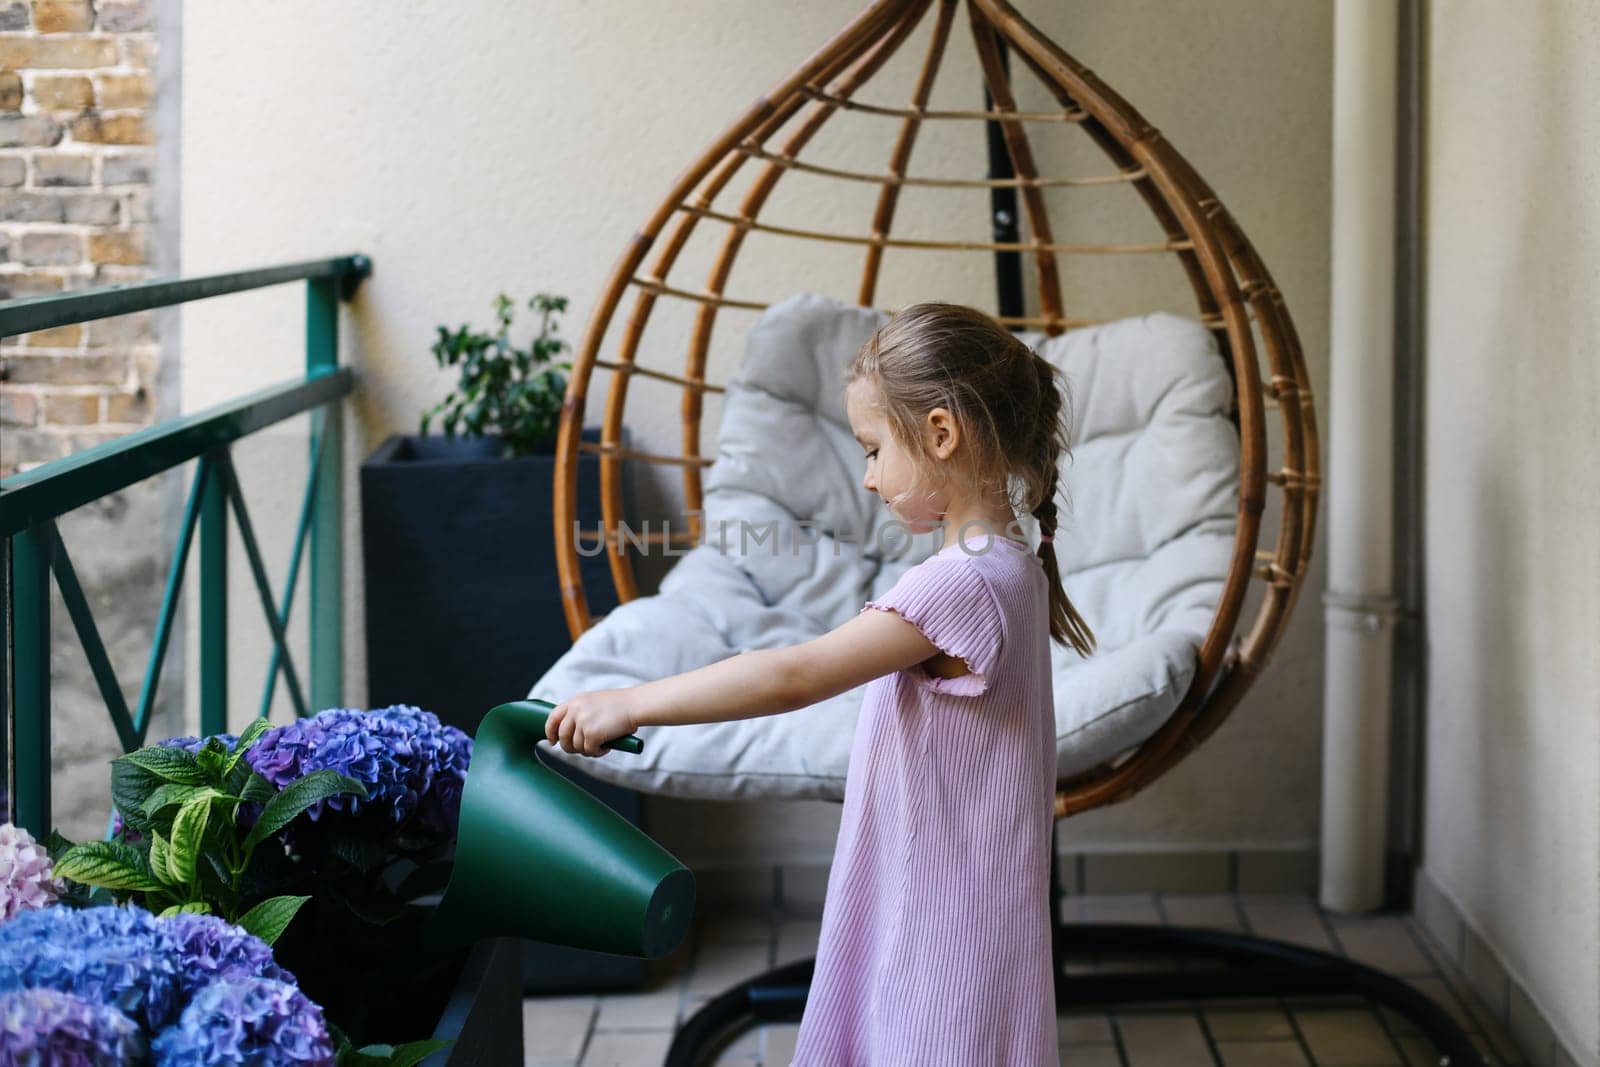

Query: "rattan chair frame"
(551, 0), (1321, 820)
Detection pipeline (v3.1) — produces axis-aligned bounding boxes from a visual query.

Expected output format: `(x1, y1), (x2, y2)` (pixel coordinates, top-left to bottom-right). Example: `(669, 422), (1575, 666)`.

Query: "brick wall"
(0, 0), (180, 842)
(1, 0), (159, 478)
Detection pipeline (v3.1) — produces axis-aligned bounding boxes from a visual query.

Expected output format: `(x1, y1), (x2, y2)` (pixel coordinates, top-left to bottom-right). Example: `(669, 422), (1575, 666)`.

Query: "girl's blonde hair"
(849, 302), (1096, 658)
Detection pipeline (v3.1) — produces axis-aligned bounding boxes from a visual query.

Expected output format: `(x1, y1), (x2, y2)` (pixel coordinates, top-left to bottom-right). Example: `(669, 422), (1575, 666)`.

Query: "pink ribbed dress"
(791, 534), (1058, 1066)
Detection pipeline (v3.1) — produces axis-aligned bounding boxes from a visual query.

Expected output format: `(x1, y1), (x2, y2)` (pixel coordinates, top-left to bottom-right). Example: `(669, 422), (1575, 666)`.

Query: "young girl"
(544, 302), (1095, 1065)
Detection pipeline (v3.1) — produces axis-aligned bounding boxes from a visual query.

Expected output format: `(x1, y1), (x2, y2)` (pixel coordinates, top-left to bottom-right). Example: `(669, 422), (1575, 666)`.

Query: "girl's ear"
(924, 407), (958, 459)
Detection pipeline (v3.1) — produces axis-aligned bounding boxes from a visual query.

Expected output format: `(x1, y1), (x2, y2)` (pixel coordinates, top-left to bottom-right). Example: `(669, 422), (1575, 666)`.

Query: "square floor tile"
(764, 1022), (800, 1066)
(1161, 894), (1247, 932)
(1116, 1012), (1212, 1065)
(1294, 1008), (1404, 1066)
(524, 995), (596, 1063)
(1329, 917), (1436, 976)
(1239, 899), (1335, 952)
(1215, 1041), (1311, 1066)
(580, 1029), (673, 1066)
(1206, 1008), (1296, 1041)
(774, 917), (822, 967)
(1062, 894), (1164, 926)
(1059, 1014), (1115, 1044)
(686, 940), (773, 997)
(593, 986), (682, 1032)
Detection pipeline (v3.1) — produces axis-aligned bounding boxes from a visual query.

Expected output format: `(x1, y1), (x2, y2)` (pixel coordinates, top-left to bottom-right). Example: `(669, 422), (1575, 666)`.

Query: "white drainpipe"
(1321, 0), (1403, 914)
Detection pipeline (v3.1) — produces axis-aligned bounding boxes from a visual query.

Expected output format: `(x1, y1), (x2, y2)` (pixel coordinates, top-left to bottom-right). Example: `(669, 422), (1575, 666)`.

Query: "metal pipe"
(1321, 0), (1402, 913)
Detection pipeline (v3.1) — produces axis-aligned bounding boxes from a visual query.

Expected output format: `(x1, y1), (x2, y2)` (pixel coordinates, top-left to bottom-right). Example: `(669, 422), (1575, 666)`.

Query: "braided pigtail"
(1033, 357), (1096, 658)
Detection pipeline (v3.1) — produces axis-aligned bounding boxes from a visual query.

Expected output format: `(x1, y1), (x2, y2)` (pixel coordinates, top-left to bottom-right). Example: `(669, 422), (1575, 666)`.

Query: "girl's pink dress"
(790, 535), (1058, 1066)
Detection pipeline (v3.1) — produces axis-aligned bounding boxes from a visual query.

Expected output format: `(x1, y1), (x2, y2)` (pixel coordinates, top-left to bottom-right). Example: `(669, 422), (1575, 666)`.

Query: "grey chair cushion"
(531, 293), (1236, 800)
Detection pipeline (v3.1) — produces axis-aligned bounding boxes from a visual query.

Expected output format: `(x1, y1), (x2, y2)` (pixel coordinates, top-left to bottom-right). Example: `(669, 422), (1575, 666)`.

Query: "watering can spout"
(427, 699), (694, 959)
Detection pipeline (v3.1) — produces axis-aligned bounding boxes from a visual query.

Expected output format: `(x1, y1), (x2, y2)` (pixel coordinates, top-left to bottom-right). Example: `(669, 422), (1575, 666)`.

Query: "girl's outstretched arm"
(544, 608), (941, 755)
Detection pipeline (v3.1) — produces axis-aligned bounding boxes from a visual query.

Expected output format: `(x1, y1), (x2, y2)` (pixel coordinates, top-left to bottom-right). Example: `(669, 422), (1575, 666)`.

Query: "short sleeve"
(859, 556), (1005, 696)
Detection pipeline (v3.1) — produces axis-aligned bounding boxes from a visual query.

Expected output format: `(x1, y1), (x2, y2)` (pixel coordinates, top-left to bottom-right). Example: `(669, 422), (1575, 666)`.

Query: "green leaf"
(45, 830), (77, 862)
(149, 830), (177, 886)
(141, 781), (202, 817)
(158, 901), (212, 918)
(345, 1039), (451, 1067)
(225, 717), (272, 767)
(327, 829), (386, 873)
(244, 770), (367, 850)
(110, 758), (164, 833)
(120, 745), (207, 785)
(195, 736), (229, 779)
(53, 840), (163, 892)
(240, 772), (278, 804)
(168, 792), (211, 886)
(236, 894), (310, 946)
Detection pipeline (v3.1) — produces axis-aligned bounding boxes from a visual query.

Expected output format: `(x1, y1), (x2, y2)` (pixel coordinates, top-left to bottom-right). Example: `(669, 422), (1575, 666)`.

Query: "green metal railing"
(0, 255), (371, 839)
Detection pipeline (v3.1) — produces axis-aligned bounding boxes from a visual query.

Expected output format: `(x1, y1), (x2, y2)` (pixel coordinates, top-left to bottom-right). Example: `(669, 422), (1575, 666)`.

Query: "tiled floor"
(523, 893), (1526, 1066)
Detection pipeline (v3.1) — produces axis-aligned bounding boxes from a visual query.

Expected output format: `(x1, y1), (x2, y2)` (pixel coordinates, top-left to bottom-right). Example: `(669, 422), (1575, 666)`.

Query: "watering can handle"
(510, 698), (645, 755)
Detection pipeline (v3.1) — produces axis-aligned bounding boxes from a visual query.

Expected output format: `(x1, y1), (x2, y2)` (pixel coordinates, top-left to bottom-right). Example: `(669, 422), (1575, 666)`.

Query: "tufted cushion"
(530, 293), (1237, 799)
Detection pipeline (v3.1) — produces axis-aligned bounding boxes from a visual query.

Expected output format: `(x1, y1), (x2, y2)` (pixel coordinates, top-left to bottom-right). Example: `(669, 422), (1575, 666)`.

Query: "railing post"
(307, 276), (342, 712)
(10, 528), (53, 837)
(199, 452), (228, 736)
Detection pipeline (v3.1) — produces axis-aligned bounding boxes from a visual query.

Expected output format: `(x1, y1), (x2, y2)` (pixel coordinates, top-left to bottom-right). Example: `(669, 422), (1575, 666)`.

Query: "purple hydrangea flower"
(150, 978), (334, 1066)
(159, 911), (294, 994)
(246, 705), (471, 831)
(0, 987), (146, 1065)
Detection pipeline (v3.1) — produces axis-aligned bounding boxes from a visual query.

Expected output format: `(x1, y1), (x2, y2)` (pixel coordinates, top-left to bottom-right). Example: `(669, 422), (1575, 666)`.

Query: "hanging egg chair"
(527, 0), (1478, 1061)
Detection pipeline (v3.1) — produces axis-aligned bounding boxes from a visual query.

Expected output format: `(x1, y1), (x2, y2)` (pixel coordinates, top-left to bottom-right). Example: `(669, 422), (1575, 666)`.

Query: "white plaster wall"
(180, 2), (1332, 855)
(1422, 2), (1600, 1058)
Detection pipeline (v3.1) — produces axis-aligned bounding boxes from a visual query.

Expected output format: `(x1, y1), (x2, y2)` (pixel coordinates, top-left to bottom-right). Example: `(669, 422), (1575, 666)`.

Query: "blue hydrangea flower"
(246, 705), (471, 830)
(0, 905), (291, 1034)
(0, 987), (146, 1065)
(155, 733), (239, 755)
(150, 978), (334, 1066)
(0, 903), (184, 1030)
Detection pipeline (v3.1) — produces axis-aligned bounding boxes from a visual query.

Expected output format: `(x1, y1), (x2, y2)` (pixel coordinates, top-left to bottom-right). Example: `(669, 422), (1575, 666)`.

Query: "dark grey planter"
(425, 939), (524, 1066)
(360, 427), (652, 994)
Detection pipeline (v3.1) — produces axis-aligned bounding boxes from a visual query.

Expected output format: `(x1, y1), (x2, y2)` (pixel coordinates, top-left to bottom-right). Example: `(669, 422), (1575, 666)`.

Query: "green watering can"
(427, 699), (695, 959)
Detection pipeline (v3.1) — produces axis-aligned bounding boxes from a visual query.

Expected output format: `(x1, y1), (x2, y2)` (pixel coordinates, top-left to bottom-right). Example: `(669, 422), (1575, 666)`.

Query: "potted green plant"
(419, 293), (570, 459)
(358, 293), (646, 995)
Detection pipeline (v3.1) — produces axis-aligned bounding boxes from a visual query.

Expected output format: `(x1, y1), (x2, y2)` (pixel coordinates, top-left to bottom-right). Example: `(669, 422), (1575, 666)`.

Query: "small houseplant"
(419, 293), (571, 458)
(358, 292), (644, 994)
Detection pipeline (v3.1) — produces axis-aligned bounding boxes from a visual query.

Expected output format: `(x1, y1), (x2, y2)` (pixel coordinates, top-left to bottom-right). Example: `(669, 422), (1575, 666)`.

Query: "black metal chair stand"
(665, 831), (1484, 1067)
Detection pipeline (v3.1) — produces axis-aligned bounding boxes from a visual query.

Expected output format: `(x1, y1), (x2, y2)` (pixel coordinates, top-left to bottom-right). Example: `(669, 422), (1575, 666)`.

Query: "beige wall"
(179, 2), (1333, 854)
(1422, 2), (1600, 1060)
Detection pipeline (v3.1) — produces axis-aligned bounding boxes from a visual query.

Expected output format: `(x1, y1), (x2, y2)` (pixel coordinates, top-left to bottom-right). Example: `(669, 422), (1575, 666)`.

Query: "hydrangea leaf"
(119, 745), (208, 785)
(157, 901), (211, 918)
(140, 781), (203, 818)
(239, 771), (277, 804)
(243, 769), (368, 850)
(223, 717), (273, 780)
(110, 759), (164, 833)
(340, 1039), (452, 1067)
(168, 792), (211, 887)
(52, 840), (163, 892)
(149, 830), (177, 886)
(236, 894), (310, 946)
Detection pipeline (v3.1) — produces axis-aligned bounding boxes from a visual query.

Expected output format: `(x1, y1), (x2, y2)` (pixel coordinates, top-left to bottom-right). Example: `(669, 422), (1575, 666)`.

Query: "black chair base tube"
(663, 925), (1484, 1067)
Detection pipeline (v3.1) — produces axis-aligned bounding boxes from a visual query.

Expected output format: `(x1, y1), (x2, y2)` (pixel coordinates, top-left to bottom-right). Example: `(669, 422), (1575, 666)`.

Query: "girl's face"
(845, 377), (948, 533)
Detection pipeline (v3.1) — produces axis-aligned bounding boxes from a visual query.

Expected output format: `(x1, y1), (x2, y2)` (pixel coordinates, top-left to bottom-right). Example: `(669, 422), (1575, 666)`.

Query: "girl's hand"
(544, 689), (641, 756)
